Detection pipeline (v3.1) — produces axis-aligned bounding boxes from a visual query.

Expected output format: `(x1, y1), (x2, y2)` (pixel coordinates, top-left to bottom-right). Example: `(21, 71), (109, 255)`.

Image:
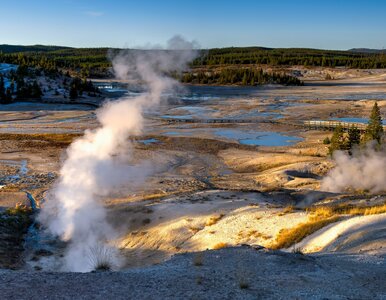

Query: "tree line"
(69, 77), (100, 100)
(195, 47), (386, 68)
(1, 46), (386, 81)
(0, 67), (43, 103)
(326, 102), (384, 154)
(0, 63), (103, 104)
(179, 68), (303, 86)
(0, 49), (110, 78)
(0, 75), (13, 104)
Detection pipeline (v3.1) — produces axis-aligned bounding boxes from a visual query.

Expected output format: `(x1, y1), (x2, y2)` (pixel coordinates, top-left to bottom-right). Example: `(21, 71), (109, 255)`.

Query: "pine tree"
(347, 125), (361, 154)
(69, 85), (78, 100)
(0, 75), (5, 101)
(364, 102), (383, 144)
(242, 72), (248, 85)
(5, 88), (12, 103)
(31, 81), (42, 99)
(328, 125), (347, 155)
(10, 79), (15, 93)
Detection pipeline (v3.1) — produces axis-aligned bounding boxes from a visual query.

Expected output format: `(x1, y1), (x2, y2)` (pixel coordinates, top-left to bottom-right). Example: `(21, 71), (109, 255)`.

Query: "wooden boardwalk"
(162, 118), (279, 124)
(162, 117), (386, 133)
(303, 120), (382, 132)
(162, 118), (378, 132)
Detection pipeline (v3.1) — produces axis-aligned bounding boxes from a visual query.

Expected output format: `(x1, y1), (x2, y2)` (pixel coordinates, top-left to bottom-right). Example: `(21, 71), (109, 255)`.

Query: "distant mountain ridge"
(349, 48), (386, 54)
(1, 44), (386, 55)
(0, 44), (72, 53)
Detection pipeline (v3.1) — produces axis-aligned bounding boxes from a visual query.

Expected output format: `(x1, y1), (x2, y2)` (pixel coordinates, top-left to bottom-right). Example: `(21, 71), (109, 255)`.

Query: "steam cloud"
(39, 36), (197, 272)
(321, 144), (386, 193)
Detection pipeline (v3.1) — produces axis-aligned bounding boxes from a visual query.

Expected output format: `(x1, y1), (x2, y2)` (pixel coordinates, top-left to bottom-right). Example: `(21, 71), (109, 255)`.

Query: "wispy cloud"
(84, 11), (104, 17)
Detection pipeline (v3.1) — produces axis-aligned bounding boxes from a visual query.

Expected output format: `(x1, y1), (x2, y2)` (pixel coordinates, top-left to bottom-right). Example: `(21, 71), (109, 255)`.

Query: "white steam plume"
(39, 36), (197, 272)
(321, 144), (386, 193)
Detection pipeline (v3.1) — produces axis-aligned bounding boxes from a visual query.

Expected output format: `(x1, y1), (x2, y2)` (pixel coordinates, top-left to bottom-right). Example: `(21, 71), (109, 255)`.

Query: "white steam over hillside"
(38, 36), (197, 272)
(322, 144), (386, 193)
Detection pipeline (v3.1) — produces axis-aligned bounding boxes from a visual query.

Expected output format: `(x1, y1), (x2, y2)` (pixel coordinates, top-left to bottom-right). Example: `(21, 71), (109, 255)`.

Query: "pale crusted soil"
(1, 247), (385, 300)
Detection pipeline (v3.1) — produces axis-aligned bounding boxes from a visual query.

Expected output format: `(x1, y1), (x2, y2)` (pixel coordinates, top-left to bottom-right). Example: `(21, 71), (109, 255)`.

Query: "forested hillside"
(196, 47), (386, 68)
(1, 45), (385, 84)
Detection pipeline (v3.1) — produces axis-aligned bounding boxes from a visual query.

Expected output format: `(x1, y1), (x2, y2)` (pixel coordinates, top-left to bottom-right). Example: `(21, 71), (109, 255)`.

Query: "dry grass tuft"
(271, 202), (386, 250)
(196, 275), (203, 285)
(237, 230), (271, 241)
(292, 246), (305, 255)
(343, 203), (386, 216)
(238, 280), (249, 289)
(309, 206), (334, 218)
(308, 203), (386, 217)
(283, 205), (295, 213)
(88, 245), (115, 271)
(192, 252), (204, 266)
(212, 242), (228, 250)
(236, 259), (250, 290)
(205, 214), (224, 226)
(270, 216), (340, 250)
(278, 205), (296, 216)
(188, 226), (202, 234)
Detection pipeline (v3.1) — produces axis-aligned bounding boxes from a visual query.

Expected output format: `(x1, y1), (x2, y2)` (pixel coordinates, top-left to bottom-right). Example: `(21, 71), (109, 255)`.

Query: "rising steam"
(321, 143), (386, 193)
(39, 36), (197, 272)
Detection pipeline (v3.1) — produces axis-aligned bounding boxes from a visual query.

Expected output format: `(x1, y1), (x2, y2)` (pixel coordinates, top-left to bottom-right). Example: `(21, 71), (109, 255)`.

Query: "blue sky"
(1, 0), (385, 49)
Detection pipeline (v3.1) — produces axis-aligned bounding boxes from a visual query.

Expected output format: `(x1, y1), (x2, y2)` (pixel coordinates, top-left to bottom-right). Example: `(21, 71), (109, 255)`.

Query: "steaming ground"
(322, 146), (386, 193)
(0, 69), (386, 296)
(37, 37), (199, 272)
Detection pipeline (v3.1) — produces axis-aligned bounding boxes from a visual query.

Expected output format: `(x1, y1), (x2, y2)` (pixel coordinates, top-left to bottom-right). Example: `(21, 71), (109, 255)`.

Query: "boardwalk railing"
(303, 120), (375, 132)
(163, 118), (377, 131)
(162, 118), (265, 124)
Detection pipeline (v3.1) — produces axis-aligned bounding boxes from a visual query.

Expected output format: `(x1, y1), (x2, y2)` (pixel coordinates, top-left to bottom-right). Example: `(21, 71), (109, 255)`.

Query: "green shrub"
(323, 137), (331, 144)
